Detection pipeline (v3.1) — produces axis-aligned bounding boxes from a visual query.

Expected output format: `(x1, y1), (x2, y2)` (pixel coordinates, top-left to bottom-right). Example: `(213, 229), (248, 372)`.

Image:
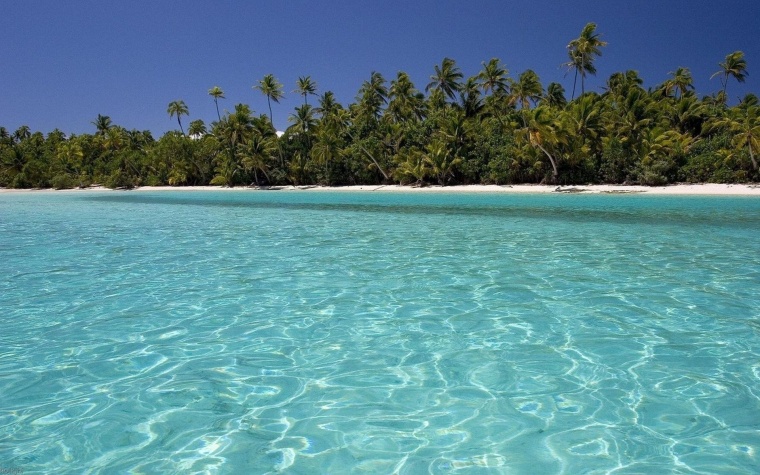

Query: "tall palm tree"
(565, 22), (607, 99)
(254, 74), (285, 127)
(294, 76), (318, 106)
(167, 100), (189, 135)
(426, 57), (463, 101)
(208, 86), (225, 121)
(711, 51), (747, 103)
(254, 74), (285, 167)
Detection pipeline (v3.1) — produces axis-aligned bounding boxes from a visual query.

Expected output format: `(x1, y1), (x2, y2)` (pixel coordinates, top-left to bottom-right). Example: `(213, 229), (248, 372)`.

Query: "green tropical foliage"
(1, 28), (757, 190)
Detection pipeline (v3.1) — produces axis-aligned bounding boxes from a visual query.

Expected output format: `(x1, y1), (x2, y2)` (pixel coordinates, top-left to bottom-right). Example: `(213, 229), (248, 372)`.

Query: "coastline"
(2, 183), (760, 196)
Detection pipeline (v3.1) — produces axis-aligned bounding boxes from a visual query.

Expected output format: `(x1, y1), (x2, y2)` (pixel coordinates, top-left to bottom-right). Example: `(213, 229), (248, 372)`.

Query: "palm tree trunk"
(749, 140), (758, 170)
(535, 142), (558, 183)
(722, 74), (729, 104)
(178, 118), (185, 135)
(215, 99), (221, 121)
(571, 69), (578, 100)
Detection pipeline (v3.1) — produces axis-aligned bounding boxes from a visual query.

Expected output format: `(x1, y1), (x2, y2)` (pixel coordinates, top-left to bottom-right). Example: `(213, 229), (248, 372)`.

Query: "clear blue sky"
(2, 0), (758, 136)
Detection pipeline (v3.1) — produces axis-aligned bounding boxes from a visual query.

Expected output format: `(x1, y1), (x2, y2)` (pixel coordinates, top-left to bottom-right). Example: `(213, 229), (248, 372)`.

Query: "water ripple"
(1, 191), (759, 473)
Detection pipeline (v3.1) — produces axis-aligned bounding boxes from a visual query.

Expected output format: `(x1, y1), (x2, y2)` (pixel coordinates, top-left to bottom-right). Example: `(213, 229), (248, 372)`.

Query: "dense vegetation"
(2, 24), (758, 189)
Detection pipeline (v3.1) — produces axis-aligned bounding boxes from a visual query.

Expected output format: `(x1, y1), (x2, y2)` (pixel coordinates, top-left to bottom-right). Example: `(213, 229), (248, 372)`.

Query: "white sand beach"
(2, 183), (760, 195)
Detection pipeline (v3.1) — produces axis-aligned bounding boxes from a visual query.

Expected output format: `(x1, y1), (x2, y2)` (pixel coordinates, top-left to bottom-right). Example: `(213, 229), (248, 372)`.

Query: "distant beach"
(3, 183), (760, 196)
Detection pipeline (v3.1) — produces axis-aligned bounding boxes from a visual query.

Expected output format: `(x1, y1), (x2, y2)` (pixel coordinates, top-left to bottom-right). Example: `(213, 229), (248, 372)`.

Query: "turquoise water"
(1, 190), (759, 474)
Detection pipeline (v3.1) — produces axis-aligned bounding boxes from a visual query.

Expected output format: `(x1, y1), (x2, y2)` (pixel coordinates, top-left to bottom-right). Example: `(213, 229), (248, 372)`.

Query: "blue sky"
(2, 1), (758, 136)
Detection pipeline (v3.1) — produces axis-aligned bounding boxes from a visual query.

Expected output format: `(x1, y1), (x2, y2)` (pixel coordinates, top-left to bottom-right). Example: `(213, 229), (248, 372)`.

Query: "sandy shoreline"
(2, 183), (760, 196)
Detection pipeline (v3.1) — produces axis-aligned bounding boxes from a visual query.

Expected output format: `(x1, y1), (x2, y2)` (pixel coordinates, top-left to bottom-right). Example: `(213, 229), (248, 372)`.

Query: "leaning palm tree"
(294, 76), (318, 106)
(565, 22), (607, 99)
(517, 107), (562, 183)
(711, 51), (747, 104)
(167, 100), (189, 135)
(254, 74), (285, 127)
(426, 57), (463, 101)
(208, 86), (225, 121)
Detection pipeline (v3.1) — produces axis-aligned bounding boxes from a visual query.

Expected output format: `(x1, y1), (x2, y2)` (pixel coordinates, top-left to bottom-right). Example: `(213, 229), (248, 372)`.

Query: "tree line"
(2, 24), (758, 189)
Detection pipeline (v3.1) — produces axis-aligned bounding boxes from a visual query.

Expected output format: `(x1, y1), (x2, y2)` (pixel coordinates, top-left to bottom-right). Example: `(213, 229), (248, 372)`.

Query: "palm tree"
(56, 140), (84, 181)
(188, 119), (207, 137)
(662, 67), (694, 99)
(710, 104), (760, 170)
(208, 86), (225, 121)
(518, 107), (562, 182)
(356, 71), (388, 121)
(288, 104), (317, 137)
(294, 76), (318, 106)
(316, 91), (342, 118)
(239, 133), (275, 185)
(13, 125), (31, 142)
(334, 108), (390, 181)
(565, 22), (607, 99)
(254, 74), (285, 127)
(460, 77), (484, 117)
(423, 139), (462, 185)
(311, 127), (342, 185)
(393, 149), (429, 186)
(542, 82), (567, 109)
(477, 58), (509, 96)
(510, 70), (544, 110)
(167, 100), (189, 135)
(426, 57), (463, 101)
(387, 71), (425, 122)
(711, 51), (747, 103)
(91, 115), (112, 136)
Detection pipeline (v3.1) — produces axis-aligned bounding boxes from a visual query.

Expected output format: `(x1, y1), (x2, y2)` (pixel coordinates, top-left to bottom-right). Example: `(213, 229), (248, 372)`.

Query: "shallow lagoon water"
(1, 190), (759, 474)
